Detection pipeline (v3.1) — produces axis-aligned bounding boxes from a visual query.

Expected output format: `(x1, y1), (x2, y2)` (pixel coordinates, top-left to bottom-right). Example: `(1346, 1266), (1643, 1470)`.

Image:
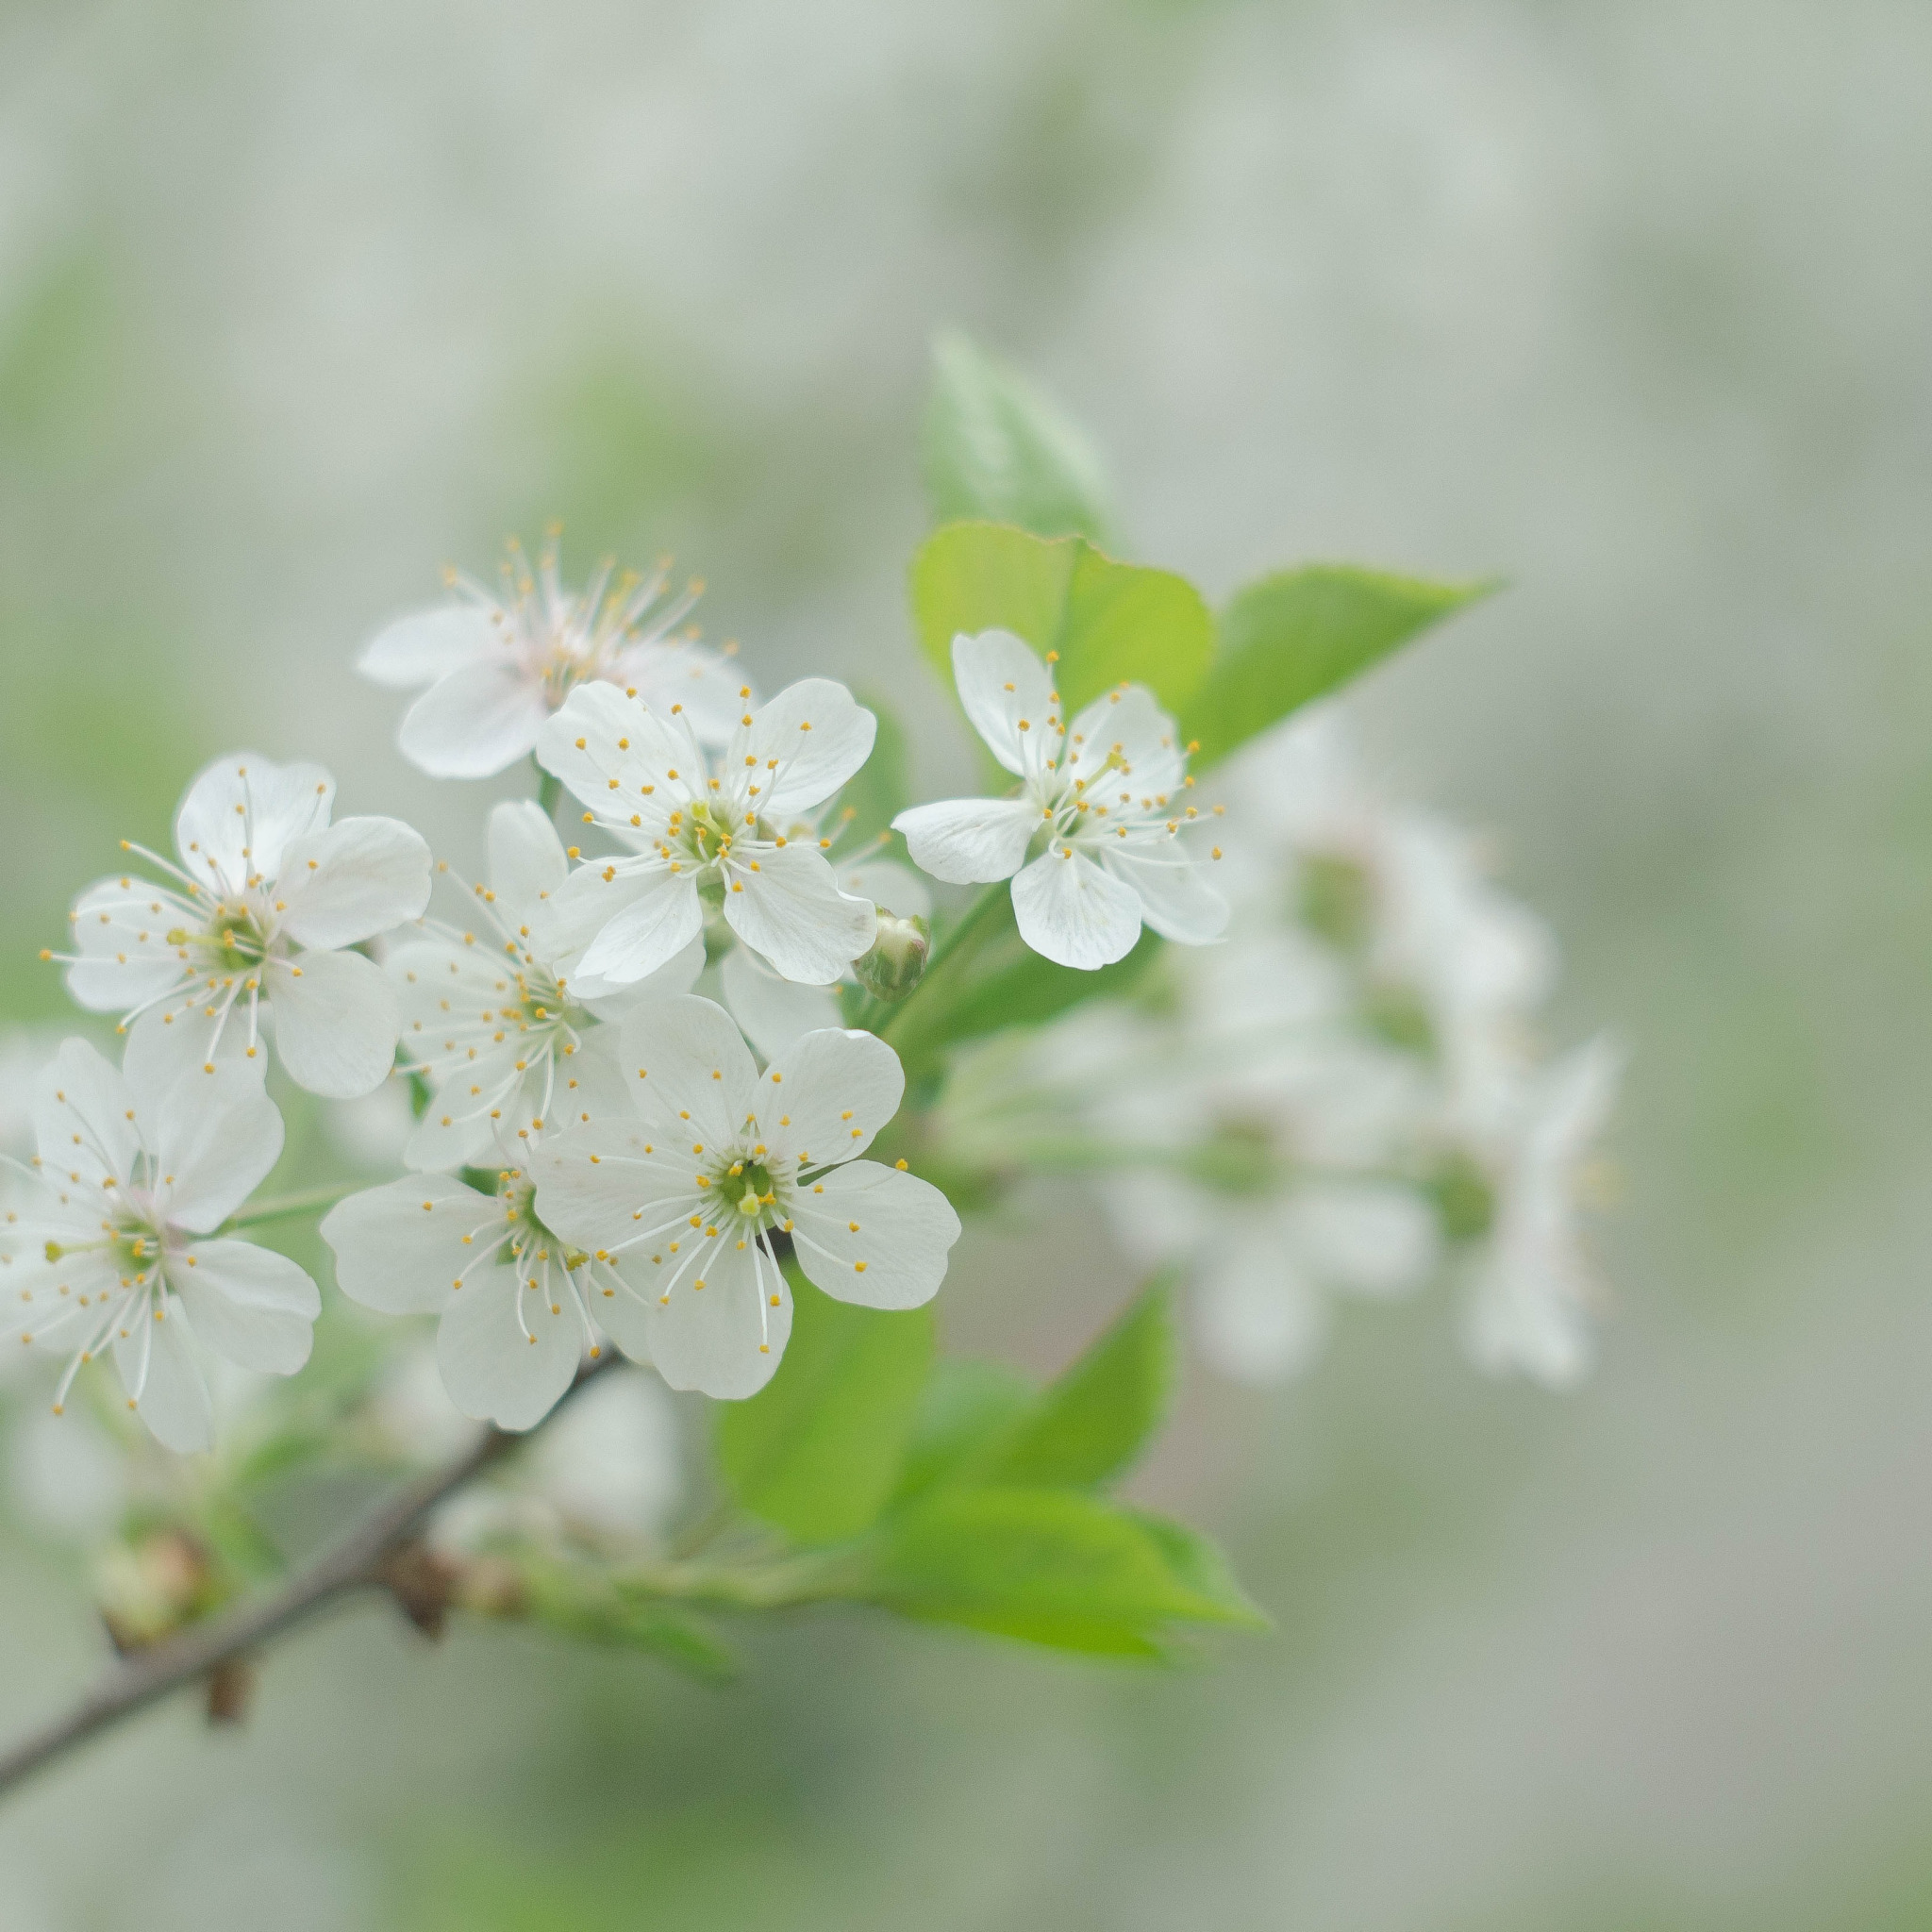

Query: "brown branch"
(0, 1355), (617, 1800)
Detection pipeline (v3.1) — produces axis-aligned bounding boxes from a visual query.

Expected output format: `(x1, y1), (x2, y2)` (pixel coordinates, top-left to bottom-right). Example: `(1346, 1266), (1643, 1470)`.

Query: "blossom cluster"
(1, 529), (1609, 1502)
(934, 706), (1619, 1388)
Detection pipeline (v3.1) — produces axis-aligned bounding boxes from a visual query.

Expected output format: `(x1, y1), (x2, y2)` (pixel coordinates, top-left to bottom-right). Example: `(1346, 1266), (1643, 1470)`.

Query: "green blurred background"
(6, 0), (1932, 1924)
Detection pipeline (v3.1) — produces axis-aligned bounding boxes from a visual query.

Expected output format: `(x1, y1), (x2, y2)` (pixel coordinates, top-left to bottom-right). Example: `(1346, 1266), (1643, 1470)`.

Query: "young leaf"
(518, 1561), (740, 1684)
(716, 1269), (934, 1546)
(985, 1276), (1176, 1490)
(922, 331), (1116, 542)
(890, 1357), (1038, 1506)
(1188, 564), (1496, 768)
(910, 521), (1212, 717)
(860, 1488), (1256, 1657)
(1124, 1513), (1270, 1630)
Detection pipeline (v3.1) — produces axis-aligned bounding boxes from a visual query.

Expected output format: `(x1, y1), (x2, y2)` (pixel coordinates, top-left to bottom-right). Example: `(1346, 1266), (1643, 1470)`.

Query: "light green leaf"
(1126, 1513), (1270, 1630)
(890, 1357), (1037, 1506)
(911, 521), (1213, 718)
(987, 1277), (1176, 1490)
(1188, 565), (1498, 768)
(716, 1269), (934, 1546)
(922, 331), (1115, 542)
(519, 1560), (739, 1683)
(861, 1488), (1256, 1657)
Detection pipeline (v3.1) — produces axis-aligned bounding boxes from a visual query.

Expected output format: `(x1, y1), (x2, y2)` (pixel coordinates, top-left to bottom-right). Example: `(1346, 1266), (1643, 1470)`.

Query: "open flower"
(533, 677), (879, 989)
(391, 800), (703, 1173)
(529, 995), (960, 1400)
(1458, 1038), (1621, 1388)
(56, 753), (432, 1099)
(894, 630), (1227, 970)
(360, 533), (745, 778)
(323, 1148), (617, 1431)
(0, 1040), (319, 1453)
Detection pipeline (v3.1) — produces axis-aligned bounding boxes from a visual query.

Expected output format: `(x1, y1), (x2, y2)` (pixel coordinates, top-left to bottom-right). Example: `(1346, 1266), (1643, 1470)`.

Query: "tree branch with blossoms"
(0, 334), (1620, 1803)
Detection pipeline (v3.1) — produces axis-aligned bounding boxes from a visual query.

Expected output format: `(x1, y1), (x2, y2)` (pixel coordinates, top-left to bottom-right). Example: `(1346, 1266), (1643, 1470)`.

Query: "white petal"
(63, 876), (190, 1013)
(268, 948), (400, 1099)
(33, 1040), (140, 1192)
(398, 660), (550, 780)
(530, 1121), (705, 1255)
(575, 932), (707, 1012)
(757, 1029), (904, 1167)
(1009, 847), (1143, 970)
(1062, 683), (1185, 803)
(610, 637), (750, 748)
(834, 857), (932, 922)
(788, 1161), (959, 1310)
(549, 861), (703, 989)
(175, 753), (334, 898)
(719, 945), (843, 1061)
(952, 630), (1054, 778)
(276, 815), (433, 949)
(436, 1265), (582, 1429)
(322, 1174), (498, 1314)
(893, 796), (1040, 885)
(115, 1294), (214, 1453)
(121, 1004), (265, 1113)
(487, 799), (570, 920)
(1191, 1224), (1329, 1384)
(1100, 844), (1228, 946)
(737, 679), (876, 819)
(721, 844), (875, 984)
(634, 1235), (791, 1399)
(358, 604), (502, 689)
(1288, 1182), (1439, 1297)
(153, 1062), (287, 1233)
(168, 1239), (318, 1374)
(614, 994), (759, 1147)
(404, 1065), (520, 1173)
(534, 681), (692, 818)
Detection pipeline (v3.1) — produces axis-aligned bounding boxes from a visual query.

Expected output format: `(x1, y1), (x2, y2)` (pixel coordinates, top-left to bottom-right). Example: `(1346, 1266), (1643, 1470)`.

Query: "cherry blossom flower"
(0, 1040), (319, 1453)
(360, 533), (744, 779)
(894, 630), (1227, 970)
(390, 799), (702, 1173)
(533, 677), (879, 991)
(529, 994), (960, 1400)
(56, 753), (432, 1100)
(1458, 1038), (1621, 1388)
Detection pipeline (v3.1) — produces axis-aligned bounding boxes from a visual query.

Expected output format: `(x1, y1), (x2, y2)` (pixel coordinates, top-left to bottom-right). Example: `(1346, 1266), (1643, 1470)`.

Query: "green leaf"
(834, 688), (909, 847)
(1126, 1513), (1270, 1630)
(860, 1488), (1256, 1657)
(987, 1277), (1176, 1490)
(922, 331), (1115, 542)
(911, 521), (1213, 718)
(1188, 564), (1496, 768)
(890, 1357), (1037, 1506)
(519, 1561), (739, 1683)
(716, 1268), (934, 1546)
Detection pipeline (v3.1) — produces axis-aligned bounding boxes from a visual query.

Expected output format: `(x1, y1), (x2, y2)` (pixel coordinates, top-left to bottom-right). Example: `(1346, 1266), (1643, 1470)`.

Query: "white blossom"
(894, 630), (1227, 970)
(57, 752), (432, 1099)
(390, 799), (703, 1173)
(0, 1040), (320, 1453)
(359, 534), (746, 779)
(1459, 1038), (1621, 1388)
(427, 1365), (682, 1556)
(533, 677), (879, 990)
(530, 994), (960, 1400)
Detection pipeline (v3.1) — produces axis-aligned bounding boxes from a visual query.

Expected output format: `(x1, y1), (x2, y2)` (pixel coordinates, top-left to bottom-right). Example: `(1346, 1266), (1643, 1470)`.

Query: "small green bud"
(854, 911), (931, 1002)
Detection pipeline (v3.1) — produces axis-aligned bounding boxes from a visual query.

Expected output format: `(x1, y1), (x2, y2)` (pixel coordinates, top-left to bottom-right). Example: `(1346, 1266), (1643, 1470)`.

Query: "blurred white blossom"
(361, 533), (744, 778)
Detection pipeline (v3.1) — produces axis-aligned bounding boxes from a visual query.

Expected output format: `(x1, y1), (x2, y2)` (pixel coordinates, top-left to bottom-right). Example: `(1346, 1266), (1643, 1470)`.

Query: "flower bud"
(854, 911), (930, 1003)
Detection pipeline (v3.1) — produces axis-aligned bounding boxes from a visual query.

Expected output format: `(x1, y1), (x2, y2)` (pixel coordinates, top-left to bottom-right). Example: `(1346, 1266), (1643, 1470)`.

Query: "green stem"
(219, 1183), (359, 1232)
(879, 883), (1008, 1048)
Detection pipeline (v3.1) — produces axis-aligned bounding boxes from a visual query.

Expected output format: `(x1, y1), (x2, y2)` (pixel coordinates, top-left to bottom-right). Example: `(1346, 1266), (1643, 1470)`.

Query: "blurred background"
(5, 0), (1932, 1924)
